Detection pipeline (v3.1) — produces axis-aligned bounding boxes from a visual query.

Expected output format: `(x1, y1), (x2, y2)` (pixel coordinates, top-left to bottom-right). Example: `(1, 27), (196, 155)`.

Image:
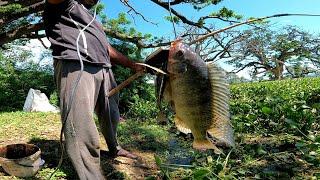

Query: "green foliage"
(0, 51), (55, 111)
(49, 91), (59, 107)
(210, 7), (242, 20)
(190, 0), (224, 10)
(117, 119), (170, 151)
(0, 4), (25, 14)
(164, 15), (180, 24)
(110, 41), (157, 119)
(103, 11), (153, 43)
(107, 13), (131, 32)
(228, 25), (320, 79)
(113, 64), (157, 120)
(230, 77), (320, 135)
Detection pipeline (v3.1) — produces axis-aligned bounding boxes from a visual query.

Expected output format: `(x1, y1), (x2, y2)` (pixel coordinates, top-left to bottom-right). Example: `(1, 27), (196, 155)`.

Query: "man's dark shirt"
(44, 0), (111, 67)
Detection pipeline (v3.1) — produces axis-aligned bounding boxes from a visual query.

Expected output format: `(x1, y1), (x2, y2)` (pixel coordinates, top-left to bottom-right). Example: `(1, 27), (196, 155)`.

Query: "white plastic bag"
(23, 88), (59, 113)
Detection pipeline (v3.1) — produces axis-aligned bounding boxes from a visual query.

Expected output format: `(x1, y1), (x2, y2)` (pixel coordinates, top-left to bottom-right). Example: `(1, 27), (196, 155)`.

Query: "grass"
(0, 112), (75, 180)
(0, 112), (168, 179)
(1, 111), (320, 179)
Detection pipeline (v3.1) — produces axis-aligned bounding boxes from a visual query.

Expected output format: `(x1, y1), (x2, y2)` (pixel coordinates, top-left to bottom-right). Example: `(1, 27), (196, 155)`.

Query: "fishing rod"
(188, 13), (320, 45)
(107, 63), (166, 97)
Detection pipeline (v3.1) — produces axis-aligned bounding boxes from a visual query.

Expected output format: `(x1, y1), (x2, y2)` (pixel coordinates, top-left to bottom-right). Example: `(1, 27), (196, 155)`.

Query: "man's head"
(79, 0), (99, 8)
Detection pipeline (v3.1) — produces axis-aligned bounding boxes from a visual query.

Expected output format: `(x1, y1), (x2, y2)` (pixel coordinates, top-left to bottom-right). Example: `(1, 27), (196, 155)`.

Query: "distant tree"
(285, 61), (318, 78)
(227, 26), (320, 80)
(226, 72), (249, 84)
(0, 0), (242, 48)
(0, 49), (55, 111)
(181, 25), (241, 62)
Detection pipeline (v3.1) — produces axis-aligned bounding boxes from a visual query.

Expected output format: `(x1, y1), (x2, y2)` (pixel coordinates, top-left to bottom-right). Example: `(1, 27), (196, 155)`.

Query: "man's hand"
(108, 45), (146, 72)
(132, 63), (146, 73)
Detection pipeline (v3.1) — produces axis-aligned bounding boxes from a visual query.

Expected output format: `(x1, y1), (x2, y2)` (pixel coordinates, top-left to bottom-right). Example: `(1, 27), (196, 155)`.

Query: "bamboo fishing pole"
(107, 63), (166, 97)
(188, 13), (320, 45)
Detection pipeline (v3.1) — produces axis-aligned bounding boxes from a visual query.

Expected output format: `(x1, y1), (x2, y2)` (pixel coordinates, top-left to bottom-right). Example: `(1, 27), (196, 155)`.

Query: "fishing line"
(188, 13), (320, 45)
(48, 1), (99, 179)
(168, 0), (177, 39)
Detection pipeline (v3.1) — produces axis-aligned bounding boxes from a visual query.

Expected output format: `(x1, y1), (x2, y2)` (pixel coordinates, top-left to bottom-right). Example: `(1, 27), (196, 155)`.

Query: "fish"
(158, 39), (235, 153)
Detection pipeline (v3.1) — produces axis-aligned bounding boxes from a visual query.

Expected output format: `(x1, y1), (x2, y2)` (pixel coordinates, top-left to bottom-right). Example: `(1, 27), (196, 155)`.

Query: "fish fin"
(207, 127), (235, 147)
(163, 80), (172, 102)
(192, 139), (224, 154)
(207, 62), (235, 147)
(156, 74), (169, 103)
(174, 116), (191, 134)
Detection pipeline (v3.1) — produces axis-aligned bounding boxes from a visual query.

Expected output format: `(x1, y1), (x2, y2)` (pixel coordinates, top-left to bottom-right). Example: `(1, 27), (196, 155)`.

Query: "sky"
(102, 0), (320, 38)
(30, 0), (320, 78)
(100, 0), (320, 78)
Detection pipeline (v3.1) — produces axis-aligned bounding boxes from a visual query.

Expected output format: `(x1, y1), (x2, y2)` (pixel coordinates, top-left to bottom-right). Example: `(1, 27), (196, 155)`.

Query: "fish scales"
(159, 40), (235, 153)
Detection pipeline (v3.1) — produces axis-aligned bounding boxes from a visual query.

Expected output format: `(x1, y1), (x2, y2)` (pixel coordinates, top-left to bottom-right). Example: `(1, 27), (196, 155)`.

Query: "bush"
(110, 42), (158, 120)
(0, 53), (55, 111)
(112, 64), (157, 120)
(230, 78), (320, 135)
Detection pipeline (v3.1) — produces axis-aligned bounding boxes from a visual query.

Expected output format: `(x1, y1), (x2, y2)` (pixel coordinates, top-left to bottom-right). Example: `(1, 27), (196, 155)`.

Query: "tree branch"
(0, 0), (43, 6)
(232, 61), (267, 74)
(103, 27), (171, 48)
(0, 1), (44, 27)
(119, 0), (158, 25)
(0, 23), (45, 46)
(150, 0), (204, 29)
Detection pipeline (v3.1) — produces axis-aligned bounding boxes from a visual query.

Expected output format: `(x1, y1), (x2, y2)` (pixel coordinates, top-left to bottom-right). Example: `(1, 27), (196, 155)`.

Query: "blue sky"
(100, 0), (320, 77)
(31, 0), (320, 79)
(102, 0), (320, 38)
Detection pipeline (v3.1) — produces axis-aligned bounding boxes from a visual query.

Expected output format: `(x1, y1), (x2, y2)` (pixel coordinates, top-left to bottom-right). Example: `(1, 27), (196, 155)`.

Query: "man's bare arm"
(47, 0), (65, 4)
(108, 45), (145, 72)
(108, 45), (135, 69)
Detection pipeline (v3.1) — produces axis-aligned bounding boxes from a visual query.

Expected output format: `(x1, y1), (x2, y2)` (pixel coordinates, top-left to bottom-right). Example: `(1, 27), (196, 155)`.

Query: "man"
(43, 0), (144, 179)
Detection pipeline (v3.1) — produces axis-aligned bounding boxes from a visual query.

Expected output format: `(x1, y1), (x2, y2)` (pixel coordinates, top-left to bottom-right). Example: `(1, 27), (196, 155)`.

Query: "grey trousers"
(54, 60), (120, 180)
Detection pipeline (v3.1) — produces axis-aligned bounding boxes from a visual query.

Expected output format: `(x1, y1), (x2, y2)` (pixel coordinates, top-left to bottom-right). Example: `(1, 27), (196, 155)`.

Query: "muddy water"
(0, 144), (39, 159)
(166, 138), (194, 165)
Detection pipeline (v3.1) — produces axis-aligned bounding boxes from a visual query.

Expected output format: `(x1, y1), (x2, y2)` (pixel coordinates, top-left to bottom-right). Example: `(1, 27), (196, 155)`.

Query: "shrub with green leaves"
(0, 52), (55, 111)
(230, 78), (320, 135)
(112, 64), (157, 120)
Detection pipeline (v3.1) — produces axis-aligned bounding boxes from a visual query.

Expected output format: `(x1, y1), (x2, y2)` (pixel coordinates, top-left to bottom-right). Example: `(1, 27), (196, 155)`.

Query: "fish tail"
(207, 126), (235, 148)
(192, 139), (223, 154)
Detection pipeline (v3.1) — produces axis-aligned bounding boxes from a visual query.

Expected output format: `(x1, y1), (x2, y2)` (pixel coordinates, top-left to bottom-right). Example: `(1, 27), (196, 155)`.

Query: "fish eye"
(176, 50), (184, 58)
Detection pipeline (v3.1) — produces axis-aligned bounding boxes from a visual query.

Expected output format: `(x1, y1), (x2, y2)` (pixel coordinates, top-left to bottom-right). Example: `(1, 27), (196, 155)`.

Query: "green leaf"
(261, 107), (272, 115)
(295, 142), (305, 148)
(154, 155), (162, 167)
(284, 118), (298, 129)
(193, 168), (210, 179)
(257, 146), (267, 155)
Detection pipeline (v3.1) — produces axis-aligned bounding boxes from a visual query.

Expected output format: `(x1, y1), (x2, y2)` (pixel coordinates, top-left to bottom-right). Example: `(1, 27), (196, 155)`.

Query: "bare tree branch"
(119, 0), (158, 25)
(0, 1), (44, 27)
(0, 23), (45, 46)
(103, 27), (171, 48)
(150, 0), (205, 29)
(38, 38), (49, 49)
(0, 0), (43, 6)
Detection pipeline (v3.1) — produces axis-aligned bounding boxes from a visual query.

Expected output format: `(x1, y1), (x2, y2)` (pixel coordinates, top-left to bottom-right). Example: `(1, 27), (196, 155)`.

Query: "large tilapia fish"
(155, 40), (235, 153)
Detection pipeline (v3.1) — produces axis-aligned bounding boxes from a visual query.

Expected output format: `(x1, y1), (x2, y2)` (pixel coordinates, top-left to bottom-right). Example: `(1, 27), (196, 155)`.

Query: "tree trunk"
(271, 62), (284, 80)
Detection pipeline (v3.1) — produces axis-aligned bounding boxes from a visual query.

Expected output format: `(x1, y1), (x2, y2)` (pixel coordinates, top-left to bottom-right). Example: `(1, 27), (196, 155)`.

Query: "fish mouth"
(171, 39), (183, 48)
(169, 39), (183, 58)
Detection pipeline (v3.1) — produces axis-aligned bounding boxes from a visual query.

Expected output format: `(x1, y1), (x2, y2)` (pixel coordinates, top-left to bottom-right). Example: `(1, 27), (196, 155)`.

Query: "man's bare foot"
(116, 148), (138, 159)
